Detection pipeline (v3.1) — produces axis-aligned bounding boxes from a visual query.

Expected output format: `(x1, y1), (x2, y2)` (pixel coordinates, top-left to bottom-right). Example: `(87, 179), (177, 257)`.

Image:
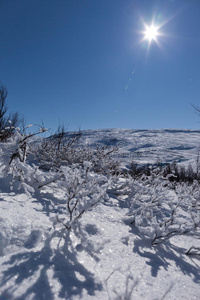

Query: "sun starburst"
(144, 25), (159, 42)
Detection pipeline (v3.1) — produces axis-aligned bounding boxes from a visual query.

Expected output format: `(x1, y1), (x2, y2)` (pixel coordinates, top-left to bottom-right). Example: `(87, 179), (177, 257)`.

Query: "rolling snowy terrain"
(78, 129), (200, 166)
(0, 129), (200, 300)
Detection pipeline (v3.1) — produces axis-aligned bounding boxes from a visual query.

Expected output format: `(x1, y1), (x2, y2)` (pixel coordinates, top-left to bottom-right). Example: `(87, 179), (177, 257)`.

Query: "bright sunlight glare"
(144, 25), (159, 42)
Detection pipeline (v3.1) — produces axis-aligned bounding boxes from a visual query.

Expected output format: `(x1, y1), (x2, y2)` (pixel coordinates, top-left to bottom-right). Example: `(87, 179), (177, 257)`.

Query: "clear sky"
(0, 0), (200, 131)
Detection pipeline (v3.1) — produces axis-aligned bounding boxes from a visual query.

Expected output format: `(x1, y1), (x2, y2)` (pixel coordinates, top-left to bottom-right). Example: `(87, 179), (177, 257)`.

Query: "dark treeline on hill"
(128, 161), (199, 184)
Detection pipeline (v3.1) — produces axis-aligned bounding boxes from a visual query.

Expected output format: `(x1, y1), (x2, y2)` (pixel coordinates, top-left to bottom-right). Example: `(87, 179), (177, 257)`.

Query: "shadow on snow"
(0, 229), (102, 300)
(132, 228), (200, 283)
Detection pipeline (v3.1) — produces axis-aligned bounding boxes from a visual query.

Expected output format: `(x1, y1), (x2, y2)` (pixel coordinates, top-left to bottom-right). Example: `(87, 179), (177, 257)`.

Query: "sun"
(143, 25), (159, 42)
(139, 15), (172, 51)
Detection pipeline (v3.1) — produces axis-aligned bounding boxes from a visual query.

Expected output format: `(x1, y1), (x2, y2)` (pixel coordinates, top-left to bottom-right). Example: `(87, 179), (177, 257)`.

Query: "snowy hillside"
(0, 128), (200, 300)
(77, 129), (200, 166)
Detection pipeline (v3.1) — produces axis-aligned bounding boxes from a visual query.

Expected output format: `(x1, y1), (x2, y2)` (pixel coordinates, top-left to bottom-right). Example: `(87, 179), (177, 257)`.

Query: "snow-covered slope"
(0, 129), (200, 300)
(77, 129), (200, 165)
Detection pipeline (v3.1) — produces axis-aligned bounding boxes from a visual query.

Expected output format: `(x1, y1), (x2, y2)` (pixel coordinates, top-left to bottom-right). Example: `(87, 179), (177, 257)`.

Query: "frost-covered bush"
(54, 162), (110, 230)
(33, 126), (120, 175)
(0, 83), (22, 142)
(73, 144), (120, 175)
(0, 125), (49, 193)
(126, 175), (200, 245)
(32, 125), (82, 171)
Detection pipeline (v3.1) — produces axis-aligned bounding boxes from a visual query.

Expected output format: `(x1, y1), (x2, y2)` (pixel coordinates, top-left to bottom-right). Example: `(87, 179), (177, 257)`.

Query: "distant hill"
(65, 129), (200, 166)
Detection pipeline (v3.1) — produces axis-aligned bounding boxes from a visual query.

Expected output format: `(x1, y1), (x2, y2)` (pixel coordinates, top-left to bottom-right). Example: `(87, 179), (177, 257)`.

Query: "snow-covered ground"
(0, 129), (200, 300)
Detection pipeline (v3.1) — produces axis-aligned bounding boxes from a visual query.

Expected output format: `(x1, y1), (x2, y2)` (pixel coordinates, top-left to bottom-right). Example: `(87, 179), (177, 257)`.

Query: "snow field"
(0, 183), (200, 299)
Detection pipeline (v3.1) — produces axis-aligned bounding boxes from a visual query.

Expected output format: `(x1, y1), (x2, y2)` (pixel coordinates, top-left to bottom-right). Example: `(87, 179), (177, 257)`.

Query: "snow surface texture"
(0, 129), (200, 300)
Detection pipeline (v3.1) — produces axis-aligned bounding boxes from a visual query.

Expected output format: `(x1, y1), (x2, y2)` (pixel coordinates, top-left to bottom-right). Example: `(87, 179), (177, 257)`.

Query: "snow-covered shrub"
(126, 175), (200, 245)
(54, 162), (110, 230)
(0, 84), (21, 142)
(73, 144), (120, 175)
(33, 126), (120, 175)
(0, 124), (48, 193)
(129, 161), (151, 178)
(32, 125), (82, 170)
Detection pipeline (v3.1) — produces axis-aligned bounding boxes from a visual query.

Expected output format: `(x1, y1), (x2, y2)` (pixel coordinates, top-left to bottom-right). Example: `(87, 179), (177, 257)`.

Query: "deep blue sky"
(0, 0), (200, 131)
